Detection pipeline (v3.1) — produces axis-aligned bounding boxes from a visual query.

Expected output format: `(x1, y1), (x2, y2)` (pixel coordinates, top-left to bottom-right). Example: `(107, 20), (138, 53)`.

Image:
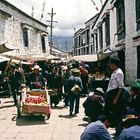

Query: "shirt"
(119, 125), (140, 140)
(80, 120), (112, 140)
(107, 68), (124, 92)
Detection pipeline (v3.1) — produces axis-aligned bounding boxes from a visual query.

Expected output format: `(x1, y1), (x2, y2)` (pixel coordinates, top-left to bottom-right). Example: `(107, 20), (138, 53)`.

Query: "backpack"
(71, 79), (81, 95)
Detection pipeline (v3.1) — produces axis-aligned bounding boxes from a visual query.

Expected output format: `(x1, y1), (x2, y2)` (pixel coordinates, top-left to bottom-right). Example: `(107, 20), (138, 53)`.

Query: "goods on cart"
(17, 89), (51, 119)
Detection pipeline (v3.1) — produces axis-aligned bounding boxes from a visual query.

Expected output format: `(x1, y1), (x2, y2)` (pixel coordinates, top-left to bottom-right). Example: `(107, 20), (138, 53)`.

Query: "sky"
(7, 0), (105, 37)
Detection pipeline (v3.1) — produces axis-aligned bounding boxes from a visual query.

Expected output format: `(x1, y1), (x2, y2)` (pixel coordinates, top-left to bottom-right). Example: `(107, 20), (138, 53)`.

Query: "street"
(0, 96), (115, 140)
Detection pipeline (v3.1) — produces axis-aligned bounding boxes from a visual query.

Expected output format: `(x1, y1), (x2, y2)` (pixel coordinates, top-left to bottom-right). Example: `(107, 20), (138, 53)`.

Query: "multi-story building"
(73, 0), (140, 85)
(0, 0), (50, 60)
(74, 15), (98, 56)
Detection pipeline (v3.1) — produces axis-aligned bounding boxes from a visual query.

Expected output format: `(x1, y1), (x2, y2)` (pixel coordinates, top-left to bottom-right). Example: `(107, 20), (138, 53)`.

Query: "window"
(74, 37), (78, 48)
(105, 14), (110, 46)
(86, 47), (89, 54)
(137, 46), (140, 78)
(23, 28), (29, 47)
(95, 33), (98, 52)
(91, 45), (93, 54)
(41, 36), (46, 53)
(136, 0), (140, 30)
(78, 36), (81, 47)
(115, 0), (125, 40)
(86, 29), (90, 44)
(99, 24), (103, 50)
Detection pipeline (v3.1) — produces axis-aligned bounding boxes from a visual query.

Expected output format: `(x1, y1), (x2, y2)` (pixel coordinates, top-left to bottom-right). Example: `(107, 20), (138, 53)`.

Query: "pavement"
(0, 96), (115, 140)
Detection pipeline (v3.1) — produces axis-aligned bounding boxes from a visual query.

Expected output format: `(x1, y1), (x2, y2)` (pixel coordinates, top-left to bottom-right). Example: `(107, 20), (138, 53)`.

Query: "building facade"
(0, 0), (50, 60)
(73, 0), (140, 86)
(74, 15), (98, 56)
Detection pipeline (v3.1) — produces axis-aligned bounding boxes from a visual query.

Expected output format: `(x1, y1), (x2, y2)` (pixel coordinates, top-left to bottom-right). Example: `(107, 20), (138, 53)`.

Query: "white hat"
(95, 87), (104, 93)
(32, 65), (42, 71)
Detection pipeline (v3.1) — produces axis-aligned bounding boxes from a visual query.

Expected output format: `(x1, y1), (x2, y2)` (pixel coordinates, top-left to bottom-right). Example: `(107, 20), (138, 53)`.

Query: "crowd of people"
(0, 56), (140, 140)
(81, 56), (140, 140)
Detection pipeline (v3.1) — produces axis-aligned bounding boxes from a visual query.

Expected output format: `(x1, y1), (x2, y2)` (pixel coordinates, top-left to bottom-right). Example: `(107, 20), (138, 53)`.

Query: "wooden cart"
(17, 88), (51, 119)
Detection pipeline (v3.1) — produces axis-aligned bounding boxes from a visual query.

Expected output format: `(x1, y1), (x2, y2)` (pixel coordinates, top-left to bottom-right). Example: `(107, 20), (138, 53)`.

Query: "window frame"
(105, 14), (110, 46)
(136, 0), (140, 31)
(115, 0), (125, 40)
(22, 28), (29, 47)
(41, 35), (46, 53)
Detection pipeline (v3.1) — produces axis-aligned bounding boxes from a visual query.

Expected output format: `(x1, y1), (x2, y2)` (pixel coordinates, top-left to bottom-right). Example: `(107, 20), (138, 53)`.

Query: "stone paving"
(0, 97), (115, 140)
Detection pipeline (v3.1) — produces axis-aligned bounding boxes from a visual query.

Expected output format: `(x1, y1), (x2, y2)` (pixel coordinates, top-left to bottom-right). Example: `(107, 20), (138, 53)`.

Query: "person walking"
(104, 56), (126, 136)
(8, 63), (24, 106)
(66, 68), (83, 116)
(47, 66), (62, 107)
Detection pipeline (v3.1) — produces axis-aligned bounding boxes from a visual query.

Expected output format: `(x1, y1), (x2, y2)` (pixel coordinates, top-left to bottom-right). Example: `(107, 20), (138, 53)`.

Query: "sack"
(48, 89), (58, 96)
(71, 84), (81, 95)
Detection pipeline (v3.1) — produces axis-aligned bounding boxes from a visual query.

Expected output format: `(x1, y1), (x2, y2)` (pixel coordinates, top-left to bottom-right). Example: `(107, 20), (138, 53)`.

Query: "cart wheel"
(17, 108), (21, 118)
(46, 113), (50, 120)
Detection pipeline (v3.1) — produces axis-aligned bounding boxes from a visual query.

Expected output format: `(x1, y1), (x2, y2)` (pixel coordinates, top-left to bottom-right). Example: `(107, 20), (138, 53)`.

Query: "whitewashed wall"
(0, 0), (50, 57)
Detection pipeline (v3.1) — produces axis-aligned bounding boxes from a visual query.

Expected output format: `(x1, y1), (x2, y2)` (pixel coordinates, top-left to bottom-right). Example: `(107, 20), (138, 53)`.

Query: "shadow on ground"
(78, 123), (88, 127)
(0, 104), (14, 109)
(58, 114), (77, 119)
(12, 115), (49, 126)
(51, 106), (66, 110)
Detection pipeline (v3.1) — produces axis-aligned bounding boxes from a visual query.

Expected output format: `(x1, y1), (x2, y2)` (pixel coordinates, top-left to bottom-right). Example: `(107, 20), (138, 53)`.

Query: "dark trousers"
(11, 88), (17, 105)
(69, 94), (80, 114)
(104, 88), (125, 135)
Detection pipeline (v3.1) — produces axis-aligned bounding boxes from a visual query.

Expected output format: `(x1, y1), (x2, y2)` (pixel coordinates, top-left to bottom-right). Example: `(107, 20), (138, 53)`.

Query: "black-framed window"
(105, 14), (110, 46)
(41, 36), (46, 53)
(23, 28), (29, 47)
(137, 46), (140, 78)
(99, 24), (103, 50)
(86, 29), (90, 44)
(74, 37), (78, 48)
(91, 45), (93, 54)
(115, 0), (125, 40)
(86, 47), (89, 54)
(78, 36), (81, 47)
(95, 33), (98, 52)
(136, 0), (140, 30)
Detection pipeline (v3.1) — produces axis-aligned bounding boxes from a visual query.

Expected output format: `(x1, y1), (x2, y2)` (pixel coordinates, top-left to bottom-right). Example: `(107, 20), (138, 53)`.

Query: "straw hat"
(122, 114), (140, 127)
(32, 65), (42, 71)
(95, 87), (104, 94)
(123, 114), (136, 122)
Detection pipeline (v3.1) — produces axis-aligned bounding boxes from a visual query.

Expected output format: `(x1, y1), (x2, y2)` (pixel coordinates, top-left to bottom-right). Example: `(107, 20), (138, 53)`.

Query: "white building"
(73, 0), (140, 86)
(74, 15), (98, 56)
(0, 0), (50, 60)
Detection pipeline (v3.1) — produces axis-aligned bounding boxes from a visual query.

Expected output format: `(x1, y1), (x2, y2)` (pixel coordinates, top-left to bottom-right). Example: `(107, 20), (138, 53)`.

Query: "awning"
(98, 49), (115, 60)
(72, 54), (98, 62)
(45, 55), (61, 60)
(0, 55), (31, 64)
(0, 56), (9, 63)
(29, 54), (46, 61)
(0, 43), (14, 53)
(98, 46), (125, 61)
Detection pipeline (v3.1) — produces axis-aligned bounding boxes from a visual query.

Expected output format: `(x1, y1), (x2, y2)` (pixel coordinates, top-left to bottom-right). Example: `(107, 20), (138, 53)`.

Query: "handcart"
(16, 88), (51, 119)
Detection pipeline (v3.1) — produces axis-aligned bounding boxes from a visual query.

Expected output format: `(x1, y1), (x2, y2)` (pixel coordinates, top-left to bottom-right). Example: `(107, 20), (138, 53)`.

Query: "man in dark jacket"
(27, 65), (45, 89)
(66, 68), (83, 116)
(83, 88), (105, 122)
